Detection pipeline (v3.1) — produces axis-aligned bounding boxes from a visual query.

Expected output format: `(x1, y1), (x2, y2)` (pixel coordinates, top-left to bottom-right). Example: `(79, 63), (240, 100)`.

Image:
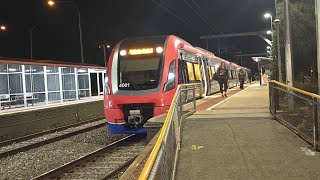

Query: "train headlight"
(104, 76), (111, 95)
(156, 47), (163, 54)
(120, 50), (127, 56)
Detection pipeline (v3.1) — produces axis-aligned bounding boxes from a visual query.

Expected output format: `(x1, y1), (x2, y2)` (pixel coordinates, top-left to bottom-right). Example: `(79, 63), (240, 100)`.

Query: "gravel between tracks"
(0, 126), (126, 179)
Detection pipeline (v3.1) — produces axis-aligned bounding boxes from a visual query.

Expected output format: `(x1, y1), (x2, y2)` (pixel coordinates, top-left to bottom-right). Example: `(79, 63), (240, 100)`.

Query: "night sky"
(0, 0), (274, 70)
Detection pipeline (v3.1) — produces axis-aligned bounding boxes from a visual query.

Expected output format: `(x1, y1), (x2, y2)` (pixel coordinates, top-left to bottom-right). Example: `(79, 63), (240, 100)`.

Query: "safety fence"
(139, 83), (202, 180)
(269, 80), (319, 150)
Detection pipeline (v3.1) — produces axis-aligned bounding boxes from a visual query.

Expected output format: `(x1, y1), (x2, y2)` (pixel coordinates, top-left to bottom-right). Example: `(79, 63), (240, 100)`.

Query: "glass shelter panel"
(46, 66), (59, 73)
(9, 74), (23, 94)
(0, 74), (8, 94)
(0, 64), (7, 73)
(47, 74), (60, 91)
(78, 75), (89, 89)
(62, 74), (76, 90)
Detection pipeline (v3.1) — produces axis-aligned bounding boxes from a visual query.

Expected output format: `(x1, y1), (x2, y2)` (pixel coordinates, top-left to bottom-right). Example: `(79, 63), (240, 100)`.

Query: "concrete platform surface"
(176, 84), (320, 180)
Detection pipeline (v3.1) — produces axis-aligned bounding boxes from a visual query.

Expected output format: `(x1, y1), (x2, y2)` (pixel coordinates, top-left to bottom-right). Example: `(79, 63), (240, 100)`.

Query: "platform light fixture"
(264, 13), (271, 18)
(267, 30), (272, 34)
(264, 12), (273, 39)
(48, 0), (55, 6)
(0, 25), (6, 31)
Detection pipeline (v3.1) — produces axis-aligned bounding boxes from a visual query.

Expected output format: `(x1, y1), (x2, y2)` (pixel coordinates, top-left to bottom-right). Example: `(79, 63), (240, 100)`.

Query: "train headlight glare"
(156, 47), (163, 54)
(120, 50), (127, 56)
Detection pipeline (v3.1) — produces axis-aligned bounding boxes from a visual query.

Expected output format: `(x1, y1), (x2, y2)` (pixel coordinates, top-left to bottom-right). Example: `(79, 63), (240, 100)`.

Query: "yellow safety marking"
(192, 145), (204, 150)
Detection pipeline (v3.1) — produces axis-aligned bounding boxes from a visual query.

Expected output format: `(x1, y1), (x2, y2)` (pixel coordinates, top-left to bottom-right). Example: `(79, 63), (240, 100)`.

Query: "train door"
(178, 59), (188, 84)
(178, 50), (202, 97)
(199, 57), (211, 96)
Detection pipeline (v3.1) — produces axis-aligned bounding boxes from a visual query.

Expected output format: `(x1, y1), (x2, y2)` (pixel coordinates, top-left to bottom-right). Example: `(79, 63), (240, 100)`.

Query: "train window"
(186, 62), (195, 81)
(208, 66), (212, 80)
(194, 64), (201, 81)
(228, 70), (232, 79)
(118, 57), (161, 90)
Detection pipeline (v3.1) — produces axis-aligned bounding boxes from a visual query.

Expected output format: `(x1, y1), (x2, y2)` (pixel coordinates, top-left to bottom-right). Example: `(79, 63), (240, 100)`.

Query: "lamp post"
(48, 0), (85, 64)
(29, 25), (38, 60)
(99, 44), (110, 67)
(264, 13), (273, 39)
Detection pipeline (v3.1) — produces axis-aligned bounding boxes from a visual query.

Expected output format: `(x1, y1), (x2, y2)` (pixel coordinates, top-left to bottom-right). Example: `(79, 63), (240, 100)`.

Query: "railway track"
(0, 119), (107, 158)
(31, 135), (146, 180)
(0, 117), (105, 147)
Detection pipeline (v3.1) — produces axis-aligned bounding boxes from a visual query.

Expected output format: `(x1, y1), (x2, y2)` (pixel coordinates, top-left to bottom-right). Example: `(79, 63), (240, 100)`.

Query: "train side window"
(211, 67), (216, 75)
(229, 70), (233, 79)
(186, 62), (195, 81)
(193, 63), (201, 81)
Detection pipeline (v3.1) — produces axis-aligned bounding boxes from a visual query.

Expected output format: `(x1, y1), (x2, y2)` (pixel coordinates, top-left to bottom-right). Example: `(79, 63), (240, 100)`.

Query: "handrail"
(138, 83), (200, 180)
(270, 80), (320, 99)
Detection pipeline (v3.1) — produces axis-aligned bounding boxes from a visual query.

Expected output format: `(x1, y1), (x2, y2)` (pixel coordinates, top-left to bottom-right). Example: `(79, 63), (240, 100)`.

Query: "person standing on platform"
(238, 69), (246, 90)
(248, 71), (252, 84)
(217, 62), (229, 98)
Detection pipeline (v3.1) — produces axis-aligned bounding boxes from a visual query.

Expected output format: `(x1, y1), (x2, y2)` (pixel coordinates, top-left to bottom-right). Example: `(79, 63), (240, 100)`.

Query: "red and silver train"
(104, 35), (250, 134)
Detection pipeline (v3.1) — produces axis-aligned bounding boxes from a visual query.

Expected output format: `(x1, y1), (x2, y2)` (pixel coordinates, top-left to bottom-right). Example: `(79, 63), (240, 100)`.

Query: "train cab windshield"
(118, 56), (162, 90)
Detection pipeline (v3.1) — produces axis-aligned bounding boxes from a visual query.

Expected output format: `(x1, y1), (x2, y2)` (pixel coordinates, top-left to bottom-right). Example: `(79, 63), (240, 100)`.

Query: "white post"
(75, 67), (79, 100)
(22, 65), (27, 107)
(44, 66), (49, 104)
(97, 72), (100, 96)
(58, 67), (63, 102)
(88, 71), (92, 97)
(315, 0), (320, 94)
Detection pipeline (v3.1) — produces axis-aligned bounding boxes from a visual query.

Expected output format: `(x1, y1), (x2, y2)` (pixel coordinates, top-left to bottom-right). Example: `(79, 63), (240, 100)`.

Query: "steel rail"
(0, 120), (106, 158)
(0, 117), (105, 147)
(139, 83), (199, 180)
(31, 135), (137, 180)
(270, 80), (320, 99)
(100, 155), (137, 180)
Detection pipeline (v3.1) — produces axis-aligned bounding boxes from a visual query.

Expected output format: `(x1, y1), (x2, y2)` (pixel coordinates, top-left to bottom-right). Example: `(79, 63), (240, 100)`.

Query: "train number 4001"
(119, 83), (130, 88)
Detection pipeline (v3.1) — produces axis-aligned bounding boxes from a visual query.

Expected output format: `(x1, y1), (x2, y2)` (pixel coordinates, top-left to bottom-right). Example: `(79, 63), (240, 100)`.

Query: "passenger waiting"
(238, 69), (246, 90)
(217, 62), (229, 98)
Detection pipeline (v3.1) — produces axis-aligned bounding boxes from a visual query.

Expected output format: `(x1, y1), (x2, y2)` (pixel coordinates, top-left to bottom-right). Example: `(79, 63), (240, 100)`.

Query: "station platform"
(0, 96), (104, 141)
(176, 83), (320, 179)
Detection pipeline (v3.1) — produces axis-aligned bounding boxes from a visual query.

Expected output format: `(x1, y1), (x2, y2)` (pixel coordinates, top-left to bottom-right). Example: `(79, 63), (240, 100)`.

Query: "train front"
(104, 36), (175, 134)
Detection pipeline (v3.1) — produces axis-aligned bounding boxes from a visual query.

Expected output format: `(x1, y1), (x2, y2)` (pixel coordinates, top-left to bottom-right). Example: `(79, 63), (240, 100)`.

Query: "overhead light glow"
(267, 30), (272, 34)
(156, 47), (163, 54)
(120, 50), (127, 56)
(0, 26), (6, 30)
(128, 48), (153, 55)
(264, 13), (271, 18)
(48, 0), (55, 6)
(107, 45), (110, 48)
